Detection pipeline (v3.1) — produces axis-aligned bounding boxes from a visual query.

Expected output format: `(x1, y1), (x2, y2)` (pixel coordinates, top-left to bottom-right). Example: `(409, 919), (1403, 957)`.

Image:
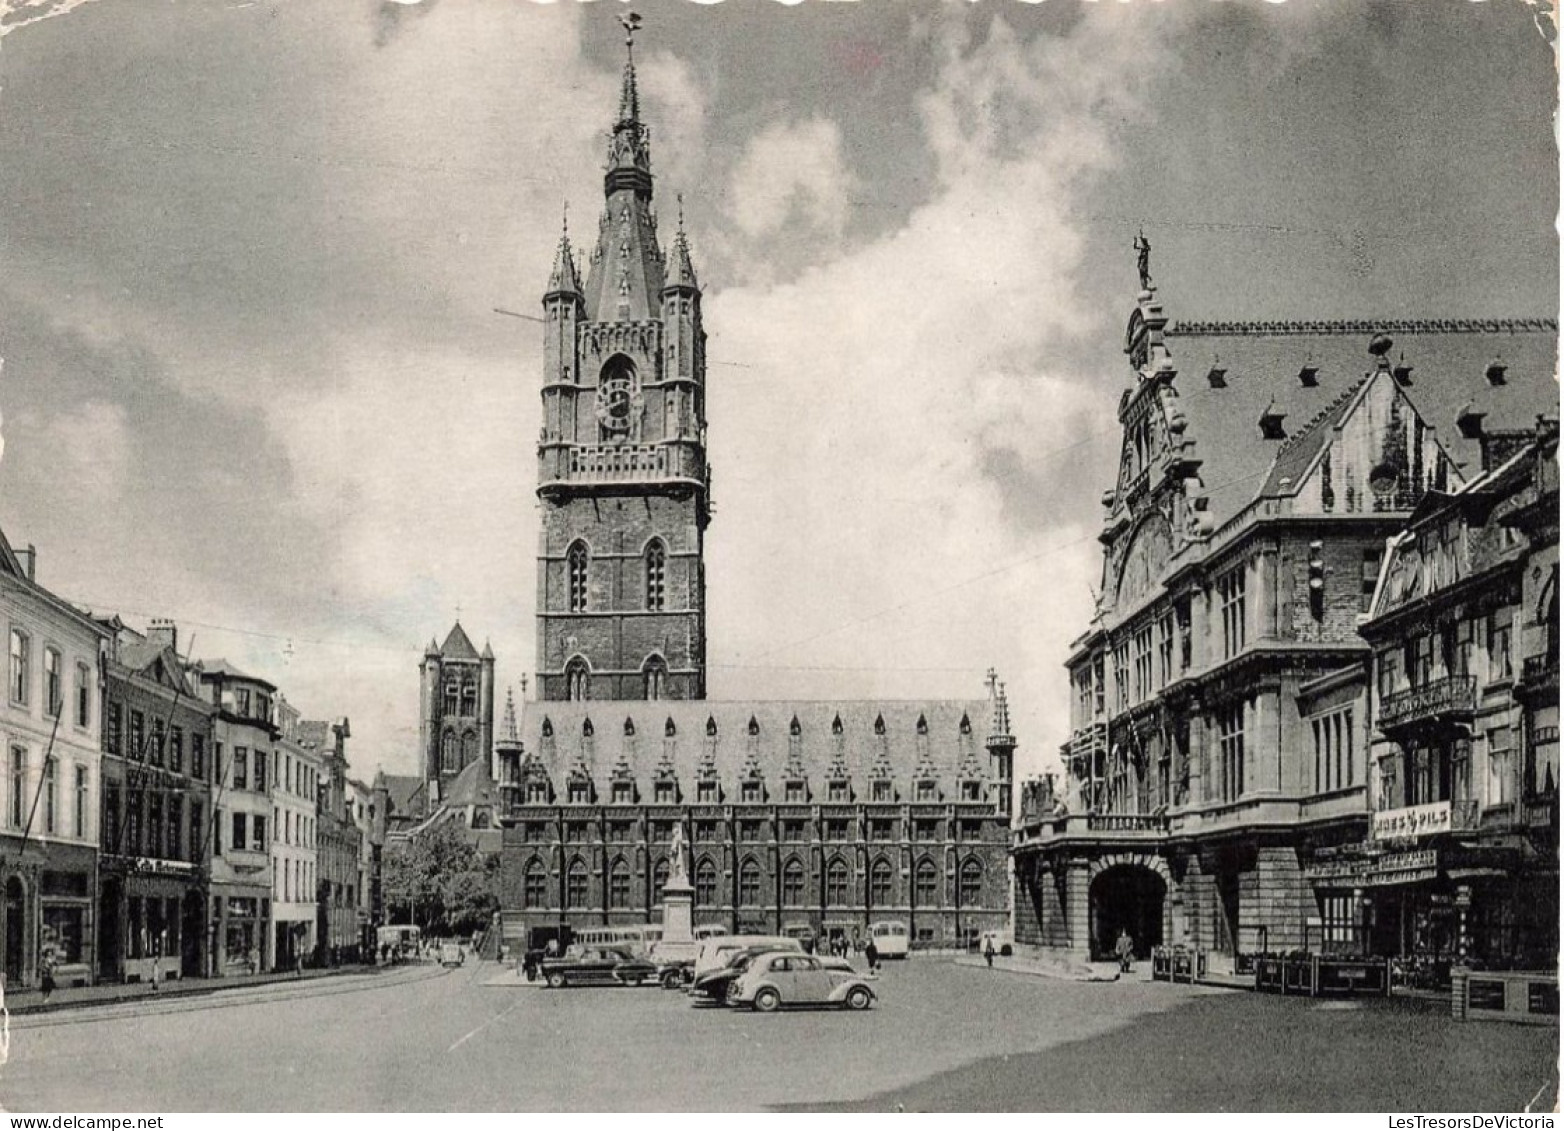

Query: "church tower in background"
(535, 20), (710, 703)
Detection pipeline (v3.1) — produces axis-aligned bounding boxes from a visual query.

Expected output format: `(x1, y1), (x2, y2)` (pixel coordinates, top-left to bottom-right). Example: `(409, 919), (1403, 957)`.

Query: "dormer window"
(653, 780), (677, 804)
(611, 780), (634, 805)
(1298, 365), (1319, 388)
(827, 780), (849, 803)
(567, 780), (591, 805)
(871, 780), (892, 803)
(962, 781), (983, 802)
(916, 780), (937, 802)
(1207, 366), (1227, 389)
(525, 781), (549, 805)
(1259, 403), (1286, 440)
(784, 781), (806, 804)
(1392, 360), (1414, 387)
(696, 780), (718, 803)
(1486, 360), (1508, 387)
(740, 781), (762, 804)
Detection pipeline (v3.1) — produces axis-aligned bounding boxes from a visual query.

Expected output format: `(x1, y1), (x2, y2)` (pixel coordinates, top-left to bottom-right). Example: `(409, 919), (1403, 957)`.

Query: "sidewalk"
(3, 962), (406, 1017)
(951, 952), (1121, 983)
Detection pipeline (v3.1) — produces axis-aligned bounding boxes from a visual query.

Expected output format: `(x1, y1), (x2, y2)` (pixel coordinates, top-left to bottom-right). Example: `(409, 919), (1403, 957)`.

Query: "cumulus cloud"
(703, 10), (1182, 779)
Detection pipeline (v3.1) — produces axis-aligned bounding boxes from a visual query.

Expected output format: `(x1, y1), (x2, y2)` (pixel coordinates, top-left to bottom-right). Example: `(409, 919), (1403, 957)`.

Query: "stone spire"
(546, 209), (582, 298)
(586, 13), (664, 322)
(665, 194), (699, 292)
(499, 687), (519, 745)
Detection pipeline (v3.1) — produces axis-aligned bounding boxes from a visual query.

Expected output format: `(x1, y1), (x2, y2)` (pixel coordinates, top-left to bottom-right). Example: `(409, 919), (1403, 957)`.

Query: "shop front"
(210, 885), (270, 976)
(99, 856), (207, 982)
(38, 844), (97, 986)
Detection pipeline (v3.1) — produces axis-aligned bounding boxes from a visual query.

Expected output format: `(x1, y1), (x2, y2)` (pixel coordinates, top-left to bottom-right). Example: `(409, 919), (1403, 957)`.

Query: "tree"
(381, 820), (499, 936)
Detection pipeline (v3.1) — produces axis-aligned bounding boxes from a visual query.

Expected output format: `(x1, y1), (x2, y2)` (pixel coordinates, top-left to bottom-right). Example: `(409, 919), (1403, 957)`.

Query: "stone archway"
(1088, 854), (1170, 960)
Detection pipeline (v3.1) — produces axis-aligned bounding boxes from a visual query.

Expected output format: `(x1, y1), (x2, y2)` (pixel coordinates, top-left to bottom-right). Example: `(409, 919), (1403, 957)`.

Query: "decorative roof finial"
(619, 10), (643, 48)
(617, 12), (644, 125)
(1134, 228), (1153, 292)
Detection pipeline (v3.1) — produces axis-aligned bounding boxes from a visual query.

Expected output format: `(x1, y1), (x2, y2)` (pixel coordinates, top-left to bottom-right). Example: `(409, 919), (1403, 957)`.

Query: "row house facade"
(1013, 260), (1557, 967)
(197, 660), (278, 975)
(0, 531), (108, 988)
(1355, 420), (1557, 978)
(98, 619), (213, 983)
(310, 719), (368, 963)
(496, 692), (1016, 948)
(273, 698), (321, 970)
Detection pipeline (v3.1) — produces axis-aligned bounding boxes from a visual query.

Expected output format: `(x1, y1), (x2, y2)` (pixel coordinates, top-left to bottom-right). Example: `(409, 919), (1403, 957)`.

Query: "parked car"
(728, 952), (876, 1012)
(690, 946), (786, 1003)
(438, 942), (465, 968)
(655, 958), (695, 990)
(691, 935), (802, 983)
(540, 946), (659, 988)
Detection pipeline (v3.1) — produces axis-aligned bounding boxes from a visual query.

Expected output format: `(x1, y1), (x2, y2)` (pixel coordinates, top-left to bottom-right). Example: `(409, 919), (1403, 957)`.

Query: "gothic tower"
(419, 622), (496, 804)
(535, 25), (709, 703)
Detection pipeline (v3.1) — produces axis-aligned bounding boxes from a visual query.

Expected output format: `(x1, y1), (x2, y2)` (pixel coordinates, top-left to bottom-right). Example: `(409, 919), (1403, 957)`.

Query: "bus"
(570, 925), (664, 958)
(376, 925), (421, 961)
(870, 921), (910, 959)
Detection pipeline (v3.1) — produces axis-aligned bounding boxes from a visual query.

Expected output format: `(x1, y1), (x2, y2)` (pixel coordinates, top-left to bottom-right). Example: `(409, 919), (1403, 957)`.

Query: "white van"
(692, 934), (802, 981)
(869, 921), (910, 959)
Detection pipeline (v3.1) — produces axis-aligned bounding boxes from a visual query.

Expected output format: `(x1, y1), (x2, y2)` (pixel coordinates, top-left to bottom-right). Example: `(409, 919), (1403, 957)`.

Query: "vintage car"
(655, 957), (695, 990)
(539, 946), (659, 988)
(438, 942), (465, 968)
(728, 952), (876, 1012)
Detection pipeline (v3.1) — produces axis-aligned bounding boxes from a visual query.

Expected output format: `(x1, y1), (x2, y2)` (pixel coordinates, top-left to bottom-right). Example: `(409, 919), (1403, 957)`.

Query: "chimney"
(14, 544), (36, 582)
(147, 618), (178, 655)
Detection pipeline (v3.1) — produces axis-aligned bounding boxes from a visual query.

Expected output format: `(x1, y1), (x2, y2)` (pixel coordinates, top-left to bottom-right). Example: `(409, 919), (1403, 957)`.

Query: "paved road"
(0, 960), (1554, 1111)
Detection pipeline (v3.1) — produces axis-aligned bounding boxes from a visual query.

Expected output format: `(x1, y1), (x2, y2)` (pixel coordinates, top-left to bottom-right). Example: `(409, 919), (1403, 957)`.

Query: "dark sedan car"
(540, 946), (659, 989)
(690, 947), (793, 1002)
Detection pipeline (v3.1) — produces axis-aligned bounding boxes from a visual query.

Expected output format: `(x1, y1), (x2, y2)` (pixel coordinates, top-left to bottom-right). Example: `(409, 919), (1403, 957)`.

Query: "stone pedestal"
(653, 879), (697, 962)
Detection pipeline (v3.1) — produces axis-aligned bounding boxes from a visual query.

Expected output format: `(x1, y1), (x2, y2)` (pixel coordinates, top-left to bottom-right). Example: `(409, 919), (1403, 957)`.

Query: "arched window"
(460, 683), (477, 716)
(566, 858), (589, 909)
(441, 731), (458, 773)
(958, 858), (983, 907)
(523, 859), (547, 909)
(738, 858), (762, 906)
(566, 658), (590, 703)
(609, 858), (631, 909)
(695, 858), (718, 908)
(914, 858), (939, 907)
(567, 542), (589, 613)
(870, 858), (894, 906)
(825, 858), (849, 906)
(461, 731), (477, 769)
(645, 541), (666, 612)
(443, 683), (458, 717)
(652, 857), (670, 896)
(782, 859), (805, 906)
(643, 656), (667, 702)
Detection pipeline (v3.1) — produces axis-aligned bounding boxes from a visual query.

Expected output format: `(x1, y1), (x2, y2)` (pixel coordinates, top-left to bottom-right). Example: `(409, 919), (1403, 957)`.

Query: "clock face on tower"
(596, 375), (640, 437)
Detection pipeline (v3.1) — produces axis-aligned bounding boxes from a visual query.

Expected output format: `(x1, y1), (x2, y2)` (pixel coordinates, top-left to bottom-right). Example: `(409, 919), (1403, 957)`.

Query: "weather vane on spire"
(620, 10), (643, 48)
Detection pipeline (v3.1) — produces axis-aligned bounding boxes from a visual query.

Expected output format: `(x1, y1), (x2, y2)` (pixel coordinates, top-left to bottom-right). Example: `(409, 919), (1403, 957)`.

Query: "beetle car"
(728, 952), (876, 1012)
(539, 946), (659, 988)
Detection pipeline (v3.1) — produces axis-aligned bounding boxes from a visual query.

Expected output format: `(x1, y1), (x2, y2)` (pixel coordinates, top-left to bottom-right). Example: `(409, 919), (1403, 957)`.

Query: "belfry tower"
(535, 18), (709, 703)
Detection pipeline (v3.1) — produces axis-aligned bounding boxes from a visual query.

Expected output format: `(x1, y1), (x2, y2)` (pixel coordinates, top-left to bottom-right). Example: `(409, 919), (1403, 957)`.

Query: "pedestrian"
(864, 936), (880, 978)
(151, 944), (162, 992)
(983, 935), (996, 969)
(39, 958), (55, 1005)
(248, 945), (259, 977)
(1114, 928), (1134, 975)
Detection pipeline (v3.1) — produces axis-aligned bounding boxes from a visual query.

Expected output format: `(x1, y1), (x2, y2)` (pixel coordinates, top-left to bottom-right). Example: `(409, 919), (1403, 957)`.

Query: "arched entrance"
(1089, 864), (1166, 960)
(5, 877), (25, 984)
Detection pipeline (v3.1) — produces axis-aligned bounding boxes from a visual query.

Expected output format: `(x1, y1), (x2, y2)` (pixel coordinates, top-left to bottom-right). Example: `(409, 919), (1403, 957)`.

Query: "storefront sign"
(1305, 849), (1438, 886)
(1371, 801), (1452, 842)
(131, 857), (198, 876)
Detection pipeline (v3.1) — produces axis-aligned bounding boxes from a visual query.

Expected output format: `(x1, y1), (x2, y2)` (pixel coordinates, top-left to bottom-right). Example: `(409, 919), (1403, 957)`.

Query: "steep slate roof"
(1158, 319), (1557, 529)
(443, 757), (498, 808)
(518, 700), (989, 789)
(438, 622), (480, 662)
(380, 773), (427, 819)
(197, 658), (277, 690)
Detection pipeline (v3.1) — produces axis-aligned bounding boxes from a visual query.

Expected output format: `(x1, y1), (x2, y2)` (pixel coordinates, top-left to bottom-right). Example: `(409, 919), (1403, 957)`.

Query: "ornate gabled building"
(494, 23), (1016, 950)
(497, 694), (1014, 946)
(1013, 251), (1557, 965)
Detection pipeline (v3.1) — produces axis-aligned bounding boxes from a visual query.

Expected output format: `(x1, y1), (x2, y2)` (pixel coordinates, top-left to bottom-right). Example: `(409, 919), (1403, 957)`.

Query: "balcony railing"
(1522, 653), (1559, 690)
(1378, 675), (1477, 731)
(1086, 812), (1169, 834)
(540, 442), (708, 491)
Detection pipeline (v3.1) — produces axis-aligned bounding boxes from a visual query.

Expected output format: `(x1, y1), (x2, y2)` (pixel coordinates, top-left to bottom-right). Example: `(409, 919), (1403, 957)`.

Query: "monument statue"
(668, 820), (690, 886)
(1134, 230), (1153, 291)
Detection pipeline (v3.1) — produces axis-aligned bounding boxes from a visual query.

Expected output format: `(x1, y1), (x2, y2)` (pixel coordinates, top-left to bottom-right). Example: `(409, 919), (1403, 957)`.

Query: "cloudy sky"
(0, 0), (1555, 784)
